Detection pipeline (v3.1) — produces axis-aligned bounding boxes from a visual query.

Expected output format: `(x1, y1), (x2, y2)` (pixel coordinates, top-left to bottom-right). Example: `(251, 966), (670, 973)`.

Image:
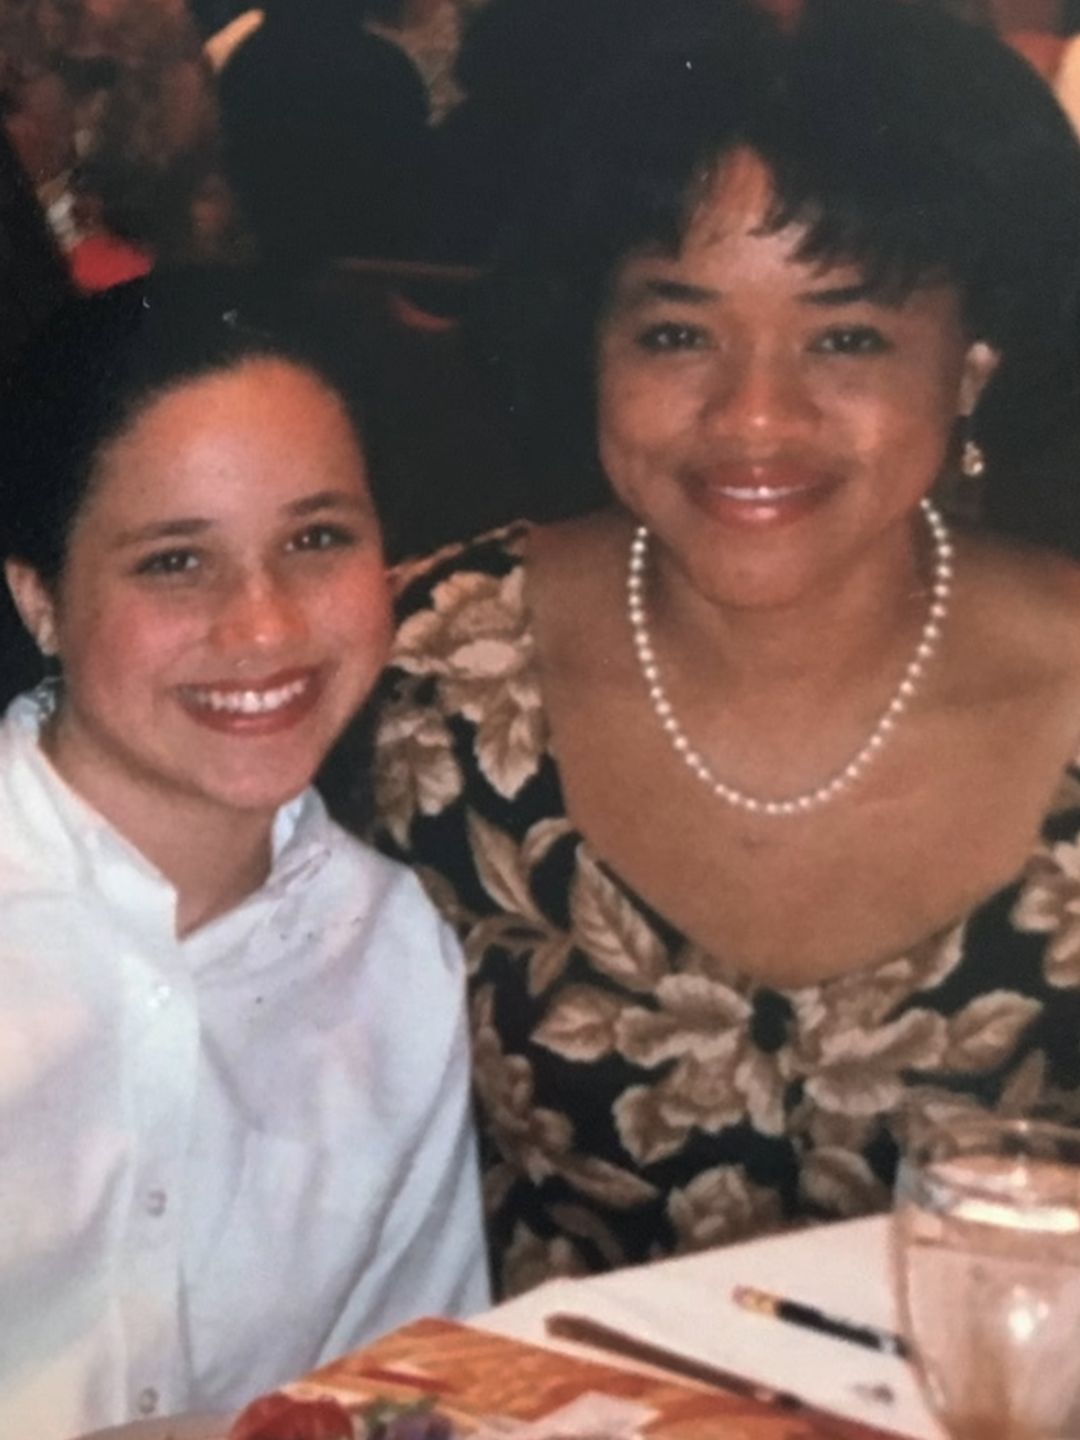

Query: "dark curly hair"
(490, 0), (1080, 547)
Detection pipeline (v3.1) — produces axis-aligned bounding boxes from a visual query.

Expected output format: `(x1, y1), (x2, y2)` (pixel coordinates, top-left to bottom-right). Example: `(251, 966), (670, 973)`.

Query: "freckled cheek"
(61, 597), (207, 693)
(311, 571), (392, 673)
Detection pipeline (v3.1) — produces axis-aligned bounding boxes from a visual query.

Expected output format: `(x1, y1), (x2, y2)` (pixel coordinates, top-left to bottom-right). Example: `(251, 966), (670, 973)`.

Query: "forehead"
(628, 148), (864, 288)
(116, 356), (350, 440)
(605, 147), (970, 338)
(80, 357), (368, 525)
(614, 147), (966, 316)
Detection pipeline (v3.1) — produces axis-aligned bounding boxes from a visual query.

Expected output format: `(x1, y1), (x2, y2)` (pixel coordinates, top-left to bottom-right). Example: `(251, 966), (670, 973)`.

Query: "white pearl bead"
(626, 503), (950, 818)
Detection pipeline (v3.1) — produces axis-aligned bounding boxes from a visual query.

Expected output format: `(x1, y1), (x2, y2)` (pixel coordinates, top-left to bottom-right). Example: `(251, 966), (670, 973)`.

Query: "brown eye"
(136, 549), (201, 577)
(636, 323), (711, 353)
(812, 326), (891, 356)
(288, 524), (357, 553)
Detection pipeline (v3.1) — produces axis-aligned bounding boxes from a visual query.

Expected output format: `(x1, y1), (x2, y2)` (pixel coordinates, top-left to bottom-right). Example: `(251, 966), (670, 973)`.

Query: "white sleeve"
(317, 887), (491, 1358)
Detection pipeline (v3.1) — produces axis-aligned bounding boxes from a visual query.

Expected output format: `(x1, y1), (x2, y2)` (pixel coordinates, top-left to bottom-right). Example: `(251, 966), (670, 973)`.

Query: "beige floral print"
(1013, 839), (1080, 987)
(668, 1167), (783, 1253)
(472, 985), (575, 1185)
(472, 985), (658, 1208)
(395, 562), (544, 800)
(374, 697), (463, 847)
(500, 1222), (589, 1298)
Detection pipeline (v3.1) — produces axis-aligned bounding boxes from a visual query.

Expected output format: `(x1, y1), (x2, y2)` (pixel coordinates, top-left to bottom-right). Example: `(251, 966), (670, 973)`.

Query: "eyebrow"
(626, 278), (720, 305)
(111, 490), (368, 548)
(285, 489), (368, 517)
(620, 277), (885, 309)
(799, 282), (880, 307)
(112, 517), (211, 548)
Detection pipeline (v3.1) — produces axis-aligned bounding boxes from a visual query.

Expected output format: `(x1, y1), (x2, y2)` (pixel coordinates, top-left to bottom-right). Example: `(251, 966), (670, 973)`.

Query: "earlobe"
(959, 341), (1000, 417)
(4, 559), (60, 657)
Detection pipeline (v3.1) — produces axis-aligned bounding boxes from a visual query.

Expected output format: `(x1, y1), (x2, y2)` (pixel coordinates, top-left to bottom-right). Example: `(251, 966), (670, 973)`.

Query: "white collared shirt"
(0, 694), (489, 1440)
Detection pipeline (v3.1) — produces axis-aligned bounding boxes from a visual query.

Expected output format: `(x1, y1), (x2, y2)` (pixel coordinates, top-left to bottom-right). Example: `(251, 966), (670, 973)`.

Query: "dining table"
(473, 1213), (943, 1439)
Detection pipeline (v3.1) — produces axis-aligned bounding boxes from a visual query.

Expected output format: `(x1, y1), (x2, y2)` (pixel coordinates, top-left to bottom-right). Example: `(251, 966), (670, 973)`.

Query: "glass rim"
(896, 1116), (1080, 1219)
(901, 1115), (1080, 1157)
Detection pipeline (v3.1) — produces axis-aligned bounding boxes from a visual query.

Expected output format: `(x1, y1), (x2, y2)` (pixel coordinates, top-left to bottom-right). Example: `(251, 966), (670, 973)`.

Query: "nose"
(703, 343), (816, 445)
(211, 569), (307, 657)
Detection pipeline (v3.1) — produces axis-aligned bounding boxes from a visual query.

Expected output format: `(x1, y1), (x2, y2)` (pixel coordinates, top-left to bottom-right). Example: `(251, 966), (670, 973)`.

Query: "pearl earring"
(961, 436), (986, 480)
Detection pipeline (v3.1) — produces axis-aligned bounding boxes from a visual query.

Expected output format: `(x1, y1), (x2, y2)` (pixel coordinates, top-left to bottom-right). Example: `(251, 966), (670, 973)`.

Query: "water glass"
(893, 1117), (1080, 1440)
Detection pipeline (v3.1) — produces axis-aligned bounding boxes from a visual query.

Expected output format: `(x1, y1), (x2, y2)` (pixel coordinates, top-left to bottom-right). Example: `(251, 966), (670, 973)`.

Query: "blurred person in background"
(216, 0), (431, 268)
(1, 0), (235, 288)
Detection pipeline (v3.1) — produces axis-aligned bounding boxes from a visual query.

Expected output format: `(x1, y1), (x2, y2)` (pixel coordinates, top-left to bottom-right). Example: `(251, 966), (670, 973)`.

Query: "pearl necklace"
(626, 498), (953, 817)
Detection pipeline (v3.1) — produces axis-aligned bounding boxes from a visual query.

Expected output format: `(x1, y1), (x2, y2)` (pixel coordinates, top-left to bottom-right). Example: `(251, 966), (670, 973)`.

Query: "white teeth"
(720, 485), (805, 501)
(189, 678), (309, 715)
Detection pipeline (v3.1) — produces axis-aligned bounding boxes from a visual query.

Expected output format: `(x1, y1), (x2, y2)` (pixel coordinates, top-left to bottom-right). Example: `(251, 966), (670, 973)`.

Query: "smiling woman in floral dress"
(339, 0), (1080, 1297)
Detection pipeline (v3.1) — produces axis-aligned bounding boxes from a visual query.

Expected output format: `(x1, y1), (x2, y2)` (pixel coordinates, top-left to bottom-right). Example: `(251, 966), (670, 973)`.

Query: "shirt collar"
(2, 689), (334, 917)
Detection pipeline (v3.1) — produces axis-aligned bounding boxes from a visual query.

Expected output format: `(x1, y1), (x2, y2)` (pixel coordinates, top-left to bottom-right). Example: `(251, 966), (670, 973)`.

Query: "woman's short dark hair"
(0, 268), (377, 587)
(492, 0), (1080, 543)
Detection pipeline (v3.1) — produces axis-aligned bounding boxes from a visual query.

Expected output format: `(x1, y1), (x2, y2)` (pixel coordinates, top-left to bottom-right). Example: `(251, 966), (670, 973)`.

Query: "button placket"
(148, 982), (172, 1011)
(137, 1386), (159, 1416)
(145, 1188), (168, 1218)
(120, 949), (199, 1422)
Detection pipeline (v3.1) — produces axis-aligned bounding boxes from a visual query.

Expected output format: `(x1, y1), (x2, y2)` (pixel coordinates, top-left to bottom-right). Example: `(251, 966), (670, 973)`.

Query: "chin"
(185, 759), (319, 818)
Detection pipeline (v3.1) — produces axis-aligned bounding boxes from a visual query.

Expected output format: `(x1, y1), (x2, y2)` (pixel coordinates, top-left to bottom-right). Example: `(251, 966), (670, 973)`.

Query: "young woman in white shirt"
(0, 275), (489, 1440)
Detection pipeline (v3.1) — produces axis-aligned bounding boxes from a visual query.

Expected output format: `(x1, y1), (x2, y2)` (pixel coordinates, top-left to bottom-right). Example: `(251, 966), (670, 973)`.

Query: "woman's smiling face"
(596, 150), (997, 610)
(11, 356), (391, 829)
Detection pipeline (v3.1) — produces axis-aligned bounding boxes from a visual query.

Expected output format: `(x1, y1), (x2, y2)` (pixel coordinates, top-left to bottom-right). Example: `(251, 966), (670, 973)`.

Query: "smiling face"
(596, 151), (997, 611)
(8, 357), (391, 836)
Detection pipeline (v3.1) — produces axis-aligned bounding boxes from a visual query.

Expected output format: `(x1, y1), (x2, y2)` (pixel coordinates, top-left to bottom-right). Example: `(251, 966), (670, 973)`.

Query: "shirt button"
(137, 1388), (159, 1416)
(145, 1188), (167, 1217)
(148, 983), (172, 1010)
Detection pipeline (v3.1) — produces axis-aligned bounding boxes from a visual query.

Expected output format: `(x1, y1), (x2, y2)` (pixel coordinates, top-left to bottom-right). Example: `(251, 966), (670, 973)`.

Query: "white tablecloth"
(476, 1215), (944, 1439)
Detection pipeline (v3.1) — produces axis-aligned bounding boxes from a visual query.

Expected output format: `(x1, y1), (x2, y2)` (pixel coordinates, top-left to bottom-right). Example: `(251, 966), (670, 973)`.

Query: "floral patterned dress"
(367, 526), (1080, 1298)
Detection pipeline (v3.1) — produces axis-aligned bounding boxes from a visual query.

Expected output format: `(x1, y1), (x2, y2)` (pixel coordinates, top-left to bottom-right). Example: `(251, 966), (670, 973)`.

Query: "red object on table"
(228, 1390), (354, 1440)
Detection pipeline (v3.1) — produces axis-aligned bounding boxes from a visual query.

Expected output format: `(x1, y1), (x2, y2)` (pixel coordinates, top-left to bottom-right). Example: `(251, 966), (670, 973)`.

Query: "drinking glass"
(893, 1116), (1080, 1440)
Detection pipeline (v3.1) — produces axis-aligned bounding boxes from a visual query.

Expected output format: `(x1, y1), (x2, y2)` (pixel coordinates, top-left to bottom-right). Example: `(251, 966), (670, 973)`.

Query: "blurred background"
(3, 0), (1080, 575)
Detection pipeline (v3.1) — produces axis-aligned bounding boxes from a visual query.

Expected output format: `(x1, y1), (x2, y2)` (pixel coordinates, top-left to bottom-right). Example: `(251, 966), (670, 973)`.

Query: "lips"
(177, 668), (323, 734)
(684, 463), (838, 526)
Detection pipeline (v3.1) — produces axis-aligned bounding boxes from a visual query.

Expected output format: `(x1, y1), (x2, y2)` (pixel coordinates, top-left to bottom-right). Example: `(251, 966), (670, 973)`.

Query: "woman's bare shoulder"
(529, 508), (625, 564)
(527, 509), (636, 672)
(527, 509), (629, 606)
(960, 532), (1080, 688)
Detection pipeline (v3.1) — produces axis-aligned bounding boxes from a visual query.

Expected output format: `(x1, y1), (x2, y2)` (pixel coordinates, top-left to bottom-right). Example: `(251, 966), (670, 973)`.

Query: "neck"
(622, 502), (951, 814)
(146, 809), (274, 937)
(41, 720), (276, 937)
(646, 518), (933, 703)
